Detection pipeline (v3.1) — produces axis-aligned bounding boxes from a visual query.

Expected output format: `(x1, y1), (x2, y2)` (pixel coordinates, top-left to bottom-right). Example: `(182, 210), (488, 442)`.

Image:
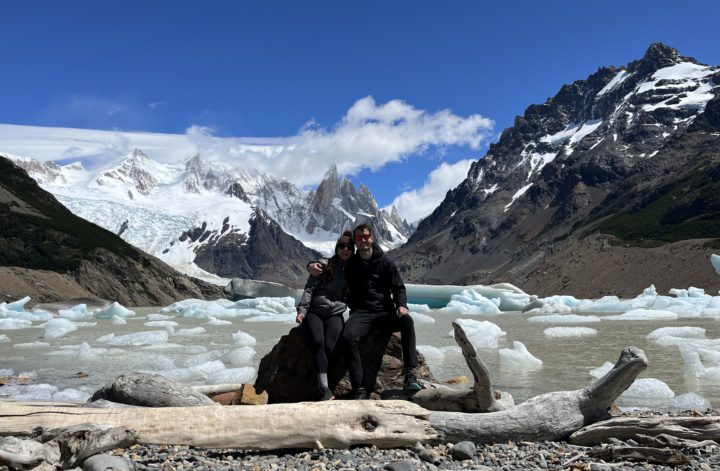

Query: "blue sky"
(2, 0), (719, 221)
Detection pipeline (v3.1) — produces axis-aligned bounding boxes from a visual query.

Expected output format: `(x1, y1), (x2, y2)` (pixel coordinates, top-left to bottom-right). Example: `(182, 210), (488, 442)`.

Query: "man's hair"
(353, 223), (372, 235)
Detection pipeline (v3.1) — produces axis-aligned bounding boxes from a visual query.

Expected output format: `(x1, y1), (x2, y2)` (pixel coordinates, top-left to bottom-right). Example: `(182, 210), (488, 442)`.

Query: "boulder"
(255, 318), (435, 403)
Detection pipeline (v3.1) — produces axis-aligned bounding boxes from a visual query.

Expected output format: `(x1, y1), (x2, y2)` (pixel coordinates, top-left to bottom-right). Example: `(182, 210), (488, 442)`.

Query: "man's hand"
(307, 262), (323, 276)
(396, 306), (409, 317)
(296, 312), (305, 324)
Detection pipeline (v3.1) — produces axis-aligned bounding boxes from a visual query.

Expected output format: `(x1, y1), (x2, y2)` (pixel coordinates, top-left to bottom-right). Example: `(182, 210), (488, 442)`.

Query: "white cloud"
(385, 159), (475, 224)
(0, 96), (492, 189)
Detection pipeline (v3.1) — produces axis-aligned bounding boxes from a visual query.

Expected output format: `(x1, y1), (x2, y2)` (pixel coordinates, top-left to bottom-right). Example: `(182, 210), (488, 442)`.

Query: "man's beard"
(358, 245), (372, 259)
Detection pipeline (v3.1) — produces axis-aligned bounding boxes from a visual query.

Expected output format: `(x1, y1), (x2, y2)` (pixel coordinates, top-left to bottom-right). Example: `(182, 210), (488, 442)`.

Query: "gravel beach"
(98, 411), (719, 471)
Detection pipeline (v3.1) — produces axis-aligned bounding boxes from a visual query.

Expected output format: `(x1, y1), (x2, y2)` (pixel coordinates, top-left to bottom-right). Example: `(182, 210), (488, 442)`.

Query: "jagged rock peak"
(642, 43), (687, 67)
(129, 148), (149, 161)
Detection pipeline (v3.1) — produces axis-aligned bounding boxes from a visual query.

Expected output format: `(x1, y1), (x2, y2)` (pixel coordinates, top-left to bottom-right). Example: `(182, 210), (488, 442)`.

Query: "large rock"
(255, 318), (435, 403)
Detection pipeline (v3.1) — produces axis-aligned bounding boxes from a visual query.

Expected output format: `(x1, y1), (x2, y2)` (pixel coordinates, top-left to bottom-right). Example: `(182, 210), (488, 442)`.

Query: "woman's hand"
(296, 312), (305, 324)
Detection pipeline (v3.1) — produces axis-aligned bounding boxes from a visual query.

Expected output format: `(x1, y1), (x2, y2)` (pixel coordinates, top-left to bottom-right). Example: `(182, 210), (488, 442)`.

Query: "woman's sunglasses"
(336, 243), (354, 250)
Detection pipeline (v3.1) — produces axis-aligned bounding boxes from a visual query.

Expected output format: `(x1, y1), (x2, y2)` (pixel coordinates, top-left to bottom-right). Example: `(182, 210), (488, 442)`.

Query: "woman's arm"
(296, 275), (320, 323)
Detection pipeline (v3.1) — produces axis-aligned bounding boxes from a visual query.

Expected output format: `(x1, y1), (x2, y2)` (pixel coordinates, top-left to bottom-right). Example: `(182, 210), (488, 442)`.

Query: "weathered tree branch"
(570, 415), (720, 446)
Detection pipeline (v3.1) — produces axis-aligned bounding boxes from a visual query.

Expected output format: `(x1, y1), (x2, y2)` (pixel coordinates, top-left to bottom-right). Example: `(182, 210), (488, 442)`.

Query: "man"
(310, 223), (421, 399)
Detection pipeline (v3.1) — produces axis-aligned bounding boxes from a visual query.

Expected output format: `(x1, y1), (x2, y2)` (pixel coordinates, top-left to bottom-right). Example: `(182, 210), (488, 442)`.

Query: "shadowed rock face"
(255, 321), (435, 403)
(393, 43), (720, 297)
(0, 157), (223, 305)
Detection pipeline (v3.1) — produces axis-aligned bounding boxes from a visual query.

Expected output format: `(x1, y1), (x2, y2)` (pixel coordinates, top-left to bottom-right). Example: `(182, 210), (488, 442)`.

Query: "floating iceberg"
(175, 327), (206, 336)
(147, 313), (174, 321)
(0, 334), (10, 342)
(603, 309), (678, 321)
(144, 320), (178, 328)
(672, 392), (711, 411)
(156, 360), (226, 382)
(589, 361), (614, 380)
(232, 331), (257, 347)
(417, 345), (445, 363)
(75, 342), (100, 361)
(646, 326), (705, 341)
(408, 303), (431, 313)
(207, 317), (233, 326)
(53, 388), (91, 402)
(499, 341), (543, 369)
(58, 308), (89, 321)
(544, 327), (598, 337)
(94, 302), (136, 319)
(14, 341), (50, 348)
(43, 318), (78, 338)
(111, 315), (127, 325)
(449, 319), (506, 349)
(525, 299), (573, 315)
(680, 346), (720, 380)
(406, 282), (530, 310)
(98, 330), (168, 346)
(227, 346), (257, 365)
(5, 296), (31, 312)
(0, 318), (33, 330)
(528, 314), (600, 323)
(439, 289), (502, 316)
(1, 383), (57, 401)
(712, 254), (720, 275)
(206, 367), (255, 385)
(179, 351), (223, 367)
(244, 313), (296, 323)
(410, 312), (435, 323)
(620, 378), (674, 399)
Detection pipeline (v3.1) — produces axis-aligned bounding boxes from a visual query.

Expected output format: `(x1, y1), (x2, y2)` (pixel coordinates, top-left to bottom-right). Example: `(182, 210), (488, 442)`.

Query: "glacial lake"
(1, 306), (719, 409)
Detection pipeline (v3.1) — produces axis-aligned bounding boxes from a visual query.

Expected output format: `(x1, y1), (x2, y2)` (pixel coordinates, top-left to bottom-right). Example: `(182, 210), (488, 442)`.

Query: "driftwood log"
(89, 373), (215, 407)
(570, 416), (720, 446)
(0, 342), (648, 449)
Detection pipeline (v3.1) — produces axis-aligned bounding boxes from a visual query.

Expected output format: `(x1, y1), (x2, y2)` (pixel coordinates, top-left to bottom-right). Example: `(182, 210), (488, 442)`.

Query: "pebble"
(450, 441), (476, 461)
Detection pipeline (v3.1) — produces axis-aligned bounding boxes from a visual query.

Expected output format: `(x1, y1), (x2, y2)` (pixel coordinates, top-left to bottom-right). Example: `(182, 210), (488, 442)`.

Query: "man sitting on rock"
(310, 223), (422, 399)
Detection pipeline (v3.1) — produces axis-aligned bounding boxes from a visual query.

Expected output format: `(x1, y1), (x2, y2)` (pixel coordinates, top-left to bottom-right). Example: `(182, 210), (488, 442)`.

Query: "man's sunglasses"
(354, 233), (372, 242)
(336, 243), (354, 250)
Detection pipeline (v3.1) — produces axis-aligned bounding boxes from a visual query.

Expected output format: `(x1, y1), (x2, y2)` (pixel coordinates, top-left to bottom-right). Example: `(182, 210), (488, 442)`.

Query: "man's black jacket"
(346, 243), (407, 313)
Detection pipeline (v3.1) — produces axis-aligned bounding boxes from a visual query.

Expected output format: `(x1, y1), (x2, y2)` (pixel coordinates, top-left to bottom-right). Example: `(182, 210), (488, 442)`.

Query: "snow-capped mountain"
(393, 43), (720, 297)
(6, 151), (412, 286)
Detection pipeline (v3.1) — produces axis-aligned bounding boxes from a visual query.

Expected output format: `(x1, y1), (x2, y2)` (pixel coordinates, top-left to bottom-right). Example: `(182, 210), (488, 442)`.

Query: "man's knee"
(342, 328), (360, 346)
(400, 314), (414, 329)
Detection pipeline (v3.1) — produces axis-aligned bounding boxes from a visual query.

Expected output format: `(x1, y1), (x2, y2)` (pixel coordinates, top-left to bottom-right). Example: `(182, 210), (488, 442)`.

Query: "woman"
(296, 231), (353, 400)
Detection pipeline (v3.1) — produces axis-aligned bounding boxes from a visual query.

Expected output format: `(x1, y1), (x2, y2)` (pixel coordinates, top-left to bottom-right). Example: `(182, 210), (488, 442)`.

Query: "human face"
(354, 229), (373, 257)
(335, 236), (353, 261)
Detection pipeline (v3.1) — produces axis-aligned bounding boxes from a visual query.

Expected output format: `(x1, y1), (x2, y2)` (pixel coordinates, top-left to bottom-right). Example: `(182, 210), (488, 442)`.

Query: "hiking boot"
(404, 372), (422, 392)
(352, 387), (369, 400)
(318, 386), (334, 401)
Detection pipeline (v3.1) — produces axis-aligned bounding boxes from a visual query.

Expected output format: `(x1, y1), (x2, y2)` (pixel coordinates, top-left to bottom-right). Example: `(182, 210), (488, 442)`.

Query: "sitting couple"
(295, 223), (422, 401)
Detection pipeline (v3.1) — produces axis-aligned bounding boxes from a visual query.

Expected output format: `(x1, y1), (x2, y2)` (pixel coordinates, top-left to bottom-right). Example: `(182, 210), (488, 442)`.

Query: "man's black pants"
(341, 309), (417, 390)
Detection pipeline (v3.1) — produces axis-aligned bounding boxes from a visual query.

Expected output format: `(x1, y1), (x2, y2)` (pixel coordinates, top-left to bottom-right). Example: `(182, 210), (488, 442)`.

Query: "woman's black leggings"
(304, 312), (344, 374)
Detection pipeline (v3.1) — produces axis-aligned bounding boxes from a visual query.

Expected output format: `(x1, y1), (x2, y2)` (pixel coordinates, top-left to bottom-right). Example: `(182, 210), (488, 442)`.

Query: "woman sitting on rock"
(295, 231), (354, 400)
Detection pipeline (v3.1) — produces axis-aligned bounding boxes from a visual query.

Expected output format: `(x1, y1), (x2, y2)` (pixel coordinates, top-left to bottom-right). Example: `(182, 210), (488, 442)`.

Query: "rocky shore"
(95, 411), (719, 471)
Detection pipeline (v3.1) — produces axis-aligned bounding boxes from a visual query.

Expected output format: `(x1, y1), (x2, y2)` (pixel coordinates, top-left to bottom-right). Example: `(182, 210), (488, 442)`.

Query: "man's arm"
(306, 260), (324, 277)
(386, 259), (408, 315)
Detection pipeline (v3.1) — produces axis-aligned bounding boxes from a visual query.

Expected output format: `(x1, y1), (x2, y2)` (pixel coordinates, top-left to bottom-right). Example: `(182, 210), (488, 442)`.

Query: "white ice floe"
(26, 310), (53, 322)
(711, 254), (720, 275)
(111, 315), (127, 325)
(179, 351), (223, 367)
(43, 318), (78, 338)
(406, 282), (530, 311)
(53, 388), (91, 402)
(672, 392), (711, 411)
(499, 341), (543, 369)
(147, 313), (174, 321)
(698, 348), (720, 365)
(144, 320), (179, 328)
(232, 331), (257, 347)
(544, 327), (598, 337)
(525, 299), (573, 315)
(0, 334), (10, 342)
(0, 368), (13, 377)
(4, 296), (31, 312)
(141, 343), (207, 353)
(206, 367), (255, 385)
(408, 303), (431, 313)
(439, 289), (502, 316)
(0, 383), (57, 401)
(14, 341), (50, 348)
(603, 309), (678, 321)
(98, 330), (168, 346)
(244, 313), (296, 323)
(646, 326), (705, 341)
(175, 327), (206, 336)
(162, 297), (296, 320)
(410, 312), (435, 323)
(227, 346), (257, 365)
(207, 317), (233, 326)
(58, 308), (90, 321)
(75, 342), (99, 361)
(0, 318), (33, 330)
(680, 346), (720, 380)
(528, 314), (601, 323)
(417, 345), (445, 363)
(449, 319), (506, 349)
(155, 360), (226, 382)
(620, 378), (674, 400)
(94, 302), (136, 319)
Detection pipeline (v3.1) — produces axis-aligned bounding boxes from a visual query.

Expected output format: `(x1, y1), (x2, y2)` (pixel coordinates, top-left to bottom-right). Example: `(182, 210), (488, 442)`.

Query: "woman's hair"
(324, 230), (354, 282)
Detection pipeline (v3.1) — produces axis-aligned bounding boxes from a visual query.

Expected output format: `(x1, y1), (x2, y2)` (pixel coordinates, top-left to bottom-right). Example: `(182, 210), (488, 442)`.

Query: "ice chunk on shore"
(0, 318), (33, 330)
(620, 378), (674, 399)
(544, 327), (598, 337)
(43, 318), (78, 338)
(711, 254), (720, 275)
(528, 314), (600, 323)
(672, 392), (711, 411)
(646, 326), (705, 341)
(232, 331), (256, 347)
(439, 290), (502, 316)
(94, 302), (136, 319)
(206, 367), (255, 385)
(227, 346), (257, 365)
(417, 345), (445, 363)
(499, 341), (542, 369)
(98, 330), (168, 346)
(603, 309), (678, 321)
(449, 319), (506, 349)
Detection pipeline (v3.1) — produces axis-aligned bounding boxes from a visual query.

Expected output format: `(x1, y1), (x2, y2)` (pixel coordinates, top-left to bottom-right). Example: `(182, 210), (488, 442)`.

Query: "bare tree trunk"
(570, 416), (720, 446)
